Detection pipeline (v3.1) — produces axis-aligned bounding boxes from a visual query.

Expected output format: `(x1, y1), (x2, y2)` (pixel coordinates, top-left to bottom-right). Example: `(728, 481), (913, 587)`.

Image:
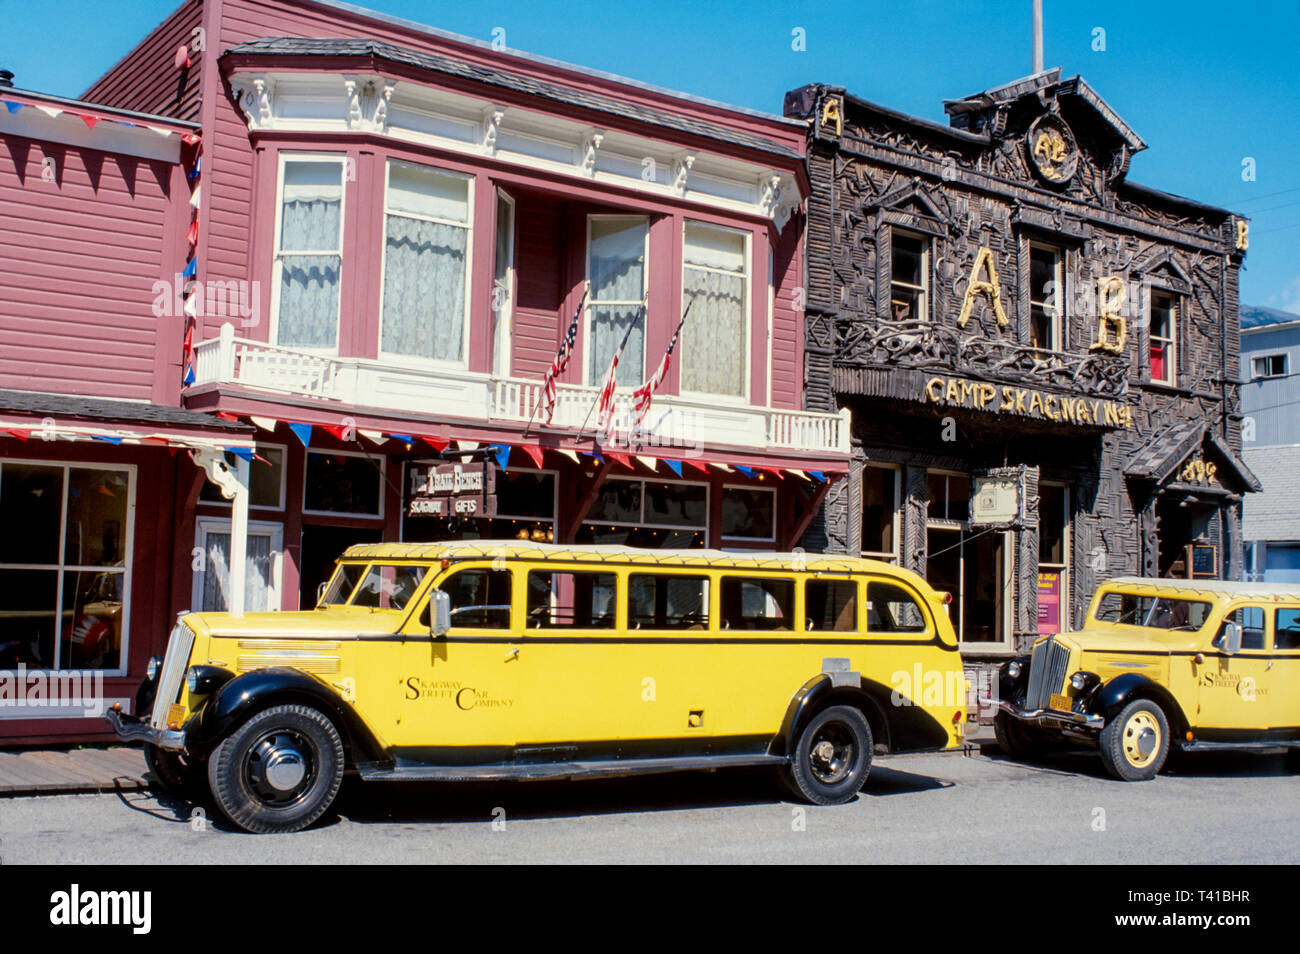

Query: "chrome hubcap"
(264, 750), (307, 791)
(246, 729), (316, 805)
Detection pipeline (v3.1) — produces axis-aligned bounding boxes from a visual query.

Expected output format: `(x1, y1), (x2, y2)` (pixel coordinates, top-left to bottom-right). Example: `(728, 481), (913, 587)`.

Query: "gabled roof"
(221, 37), (801, 160)
(1124, 419), (1261, 492)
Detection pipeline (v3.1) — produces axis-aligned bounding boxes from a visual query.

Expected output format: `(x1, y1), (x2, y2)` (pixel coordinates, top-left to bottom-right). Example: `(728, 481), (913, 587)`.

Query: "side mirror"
(1222, 621), (1243, 655)
(430, 590), (451, 638)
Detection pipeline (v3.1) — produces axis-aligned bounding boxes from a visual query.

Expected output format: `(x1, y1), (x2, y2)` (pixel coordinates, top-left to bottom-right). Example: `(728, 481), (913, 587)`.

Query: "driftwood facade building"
(785, 70), (1258, 688)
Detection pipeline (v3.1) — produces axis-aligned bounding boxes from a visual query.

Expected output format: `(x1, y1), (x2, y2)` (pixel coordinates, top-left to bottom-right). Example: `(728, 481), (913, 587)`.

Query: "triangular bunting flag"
(785, 468), (810, 481)
(35, 105), (62, 119)
(78, 114), (98, 129)
(181, 258), (197, 278)
(490, 444), (511, 471)
(182, 364), (196, 386)
(556, 449), (581, 464)
(189, 185), (201, 209)
(251, 416), (278, 433)
(358, 429), (386, 444)
(228, 447), (256, 461)
(760, 466), (785, 480)
(665, 459), (683, 477)
(420, 435), (449, 452)
(288, 422), (312, 447)
(92, 434), (123, 445)
(712, 463), (734, 474)
(635, 455), (658, 471)
(3, 428), (30, 441)
(186, 217), (199, 246)
(320, 423), (349, 441)
(809, 471), (827, 483)
(390, 434), (413, 448)
(2, 101), (22, 115)
(215, 411), (240, 422)
(606, 451), (632, 469)
(181, 133), (201, 146)
(458, 440), (480, 452)
(520, 444), (544, 468)
(735, 465), (756, 478)
(682, 458), (710, 474)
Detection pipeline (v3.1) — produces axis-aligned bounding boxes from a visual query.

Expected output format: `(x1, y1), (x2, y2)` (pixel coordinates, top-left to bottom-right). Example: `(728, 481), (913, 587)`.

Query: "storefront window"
(582, 478), (707, 548)
(199, 446), (286, 509)
(0, 461), (131, 671)
(403, 469), (556, 544)
(304, 451), (382, 516)
(860, 465), (898, 561)
(721, 486), (775, 541)
(927, 471), (969, 522)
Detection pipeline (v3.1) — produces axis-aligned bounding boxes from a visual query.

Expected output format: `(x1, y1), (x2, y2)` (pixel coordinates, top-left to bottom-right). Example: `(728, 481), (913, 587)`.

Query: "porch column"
(228, 456), (251, 618)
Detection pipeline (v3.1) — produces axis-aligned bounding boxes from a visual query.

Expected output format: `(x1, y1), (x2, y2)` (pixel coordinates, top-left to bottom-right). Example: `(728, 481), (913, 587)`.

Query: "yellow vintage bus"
(109, 541), (967, 833)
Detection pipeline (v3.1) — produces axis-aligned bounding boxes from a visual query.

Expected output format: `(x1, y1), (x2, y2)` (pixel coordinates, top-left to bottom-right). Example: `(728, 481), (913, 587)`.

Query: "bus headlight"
(146, 656), (162, 682)
(1007, 661), (1022, 680)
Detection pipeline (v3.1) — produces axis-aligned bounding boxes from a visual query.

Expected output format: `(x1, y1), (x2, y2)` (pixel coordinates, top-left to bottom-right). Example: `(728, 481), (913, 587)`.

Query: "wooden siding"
(81, 0), (204, 122)
(0, 132), (184, 400)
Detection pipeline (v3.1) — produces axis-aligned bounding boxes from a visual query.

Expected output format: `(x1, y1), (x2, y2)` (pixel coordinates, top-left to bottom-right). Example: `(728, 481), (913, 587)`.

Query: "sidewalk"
(0, 746), (148, 796)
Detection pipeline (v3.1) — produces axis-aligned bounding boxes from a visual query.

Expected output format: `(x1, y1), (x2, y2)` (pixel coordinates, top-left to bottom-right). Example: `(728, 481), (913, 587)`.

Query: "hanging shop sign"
(970, 465), (1037, 531)
(407, 461), (497, 518)
(923, 375), (1134, 428)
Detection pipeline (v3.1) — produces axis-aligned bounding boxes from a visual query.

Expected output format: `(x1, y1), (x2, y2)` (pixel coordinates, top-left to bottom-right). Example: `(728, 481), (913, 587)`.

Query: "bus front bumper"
(980, 697), (1105, 730)
(105, 704), (187, 751)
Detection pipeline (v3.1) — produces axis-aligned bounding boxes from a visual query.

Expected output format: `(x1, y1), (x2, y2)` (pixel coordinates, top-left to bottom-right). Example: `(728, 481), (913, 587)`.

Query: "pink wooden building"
(0, 0), (848, 742)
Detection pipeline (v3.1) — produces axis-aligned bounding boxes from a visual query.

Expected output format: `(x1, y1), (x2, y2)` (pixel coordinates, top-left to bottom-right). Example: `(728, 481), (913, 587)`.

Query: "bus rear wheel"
(785, 705), (873, 805)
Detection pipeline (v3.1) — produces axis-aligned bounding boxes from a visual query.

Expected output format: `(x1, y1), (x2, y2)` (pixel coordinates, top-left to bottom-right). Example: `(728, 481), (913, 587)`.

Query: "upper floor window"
(681, 222), (749, 398)
(1029, 243), (1063, 351)
(587, 216), (647, 387)
(1252, 353), (1288, 380)
(890, 230), (928, 321)
(380, 161), (471, 365)
(1149, 290), (1177, 384)
(273, 156), (344, 350)
(861, 464), (899, 562)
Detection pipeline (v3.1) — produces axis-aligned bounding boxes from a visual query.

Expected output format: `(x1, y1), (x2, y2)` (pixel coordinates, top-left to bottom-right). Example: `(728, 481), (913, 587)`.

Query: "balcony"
(192, 323), (850, 458)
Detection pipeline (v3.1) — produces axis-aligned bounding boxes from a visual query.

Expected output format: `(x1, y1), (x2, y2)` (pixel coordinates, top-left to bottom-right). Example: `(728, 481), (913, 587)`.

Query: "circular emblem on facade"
(1025, 115), (1078, 186)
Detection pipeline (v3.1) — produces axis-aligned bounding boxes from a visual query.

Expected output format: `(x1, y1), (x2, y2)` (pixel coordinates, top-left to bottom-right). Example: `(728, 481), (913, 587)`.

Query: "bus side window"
(427, 569), (512, 629)
(720, 577), (794, 631)
(867, 582), (927, 634)
(628, 574), (709, 630)
(526, 570), (617, 629)
(805, 579), (858, 632)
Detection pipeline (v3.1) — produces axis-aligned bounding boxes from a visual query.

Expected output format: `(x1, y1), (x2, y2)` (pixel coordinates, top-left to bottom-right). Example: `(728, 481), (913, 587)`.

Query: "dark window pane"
(861, 467), (895, 554)
(1030, 246), (1055, 301)
(807, 579), (858, 632)
(644, 481), (707, 528)
(200, 447), (284, 508)
(867, 582), (926, 633)
(720, 577), (794, 631)
(1039, 484), (1066, 565)
(587, 479), (641, 523)
(64, 468), (129, 567)
(441, 569), (511, 629)
(304, 452), (381, 515)
(526, 570), (616, 629)
(1275, 608), (1300, 650)
(0, 568), (57, 668)
(60, 569), (124, 669)
(0, 464), (63, 565)
(495, 472), (555, 519)
(722, 487), (775, 539)
(628, 574), (709, 629)
(892, 233), (923, 287)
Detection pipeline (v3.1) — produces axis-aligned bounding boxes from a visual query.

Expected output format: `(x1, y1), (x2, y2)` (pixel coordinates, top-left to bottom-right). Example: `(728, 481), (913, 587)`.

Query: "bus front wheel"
(785, 705), (873, 805)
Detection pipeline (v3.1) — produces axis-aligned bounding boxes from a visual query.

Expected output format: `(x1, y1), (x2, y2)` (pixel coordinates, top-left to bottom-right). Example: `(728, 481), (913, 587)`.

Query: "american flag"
(541, 287), (587, 424)
(595, 310), (642, 443)
(632, 299), (692, 429)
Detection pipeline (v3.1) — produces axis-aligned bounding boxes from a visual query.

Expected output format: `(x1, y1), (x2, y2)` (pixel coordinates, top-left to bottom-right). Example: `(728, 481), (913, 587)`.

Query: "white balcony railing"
(193, 323), (850, 457)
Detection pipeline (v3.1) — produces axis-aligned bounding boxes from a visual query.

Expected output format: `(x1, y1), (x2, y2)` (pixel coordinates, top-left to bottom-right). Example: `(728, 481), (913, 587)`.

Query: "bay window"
(681, 222), (749, 398)
(273, 156), (344, 349)
(380, 160), (472, 364)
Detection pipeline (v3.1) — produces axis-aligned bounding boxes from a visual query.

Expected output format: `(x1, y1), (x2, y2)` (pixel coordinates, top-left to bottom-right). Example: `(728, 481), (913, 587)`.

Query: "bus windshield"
(320, 563), (428, 610)
(1092, 591), (1212, 632)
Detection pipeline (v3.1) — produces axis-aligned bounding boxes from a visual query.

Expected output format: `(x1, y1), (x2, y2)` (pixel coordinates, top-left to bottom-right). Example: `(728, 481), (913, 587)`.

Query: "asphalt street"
(1, 747), (1296, 864)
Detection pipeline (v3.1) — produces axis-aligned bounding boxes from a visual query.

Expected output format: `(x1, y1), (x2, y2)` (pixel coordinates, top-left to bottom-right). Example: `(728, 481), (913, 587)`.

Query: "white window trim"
(1028, 242), (1064, 352)
(376, 158), (476, 371)
(890, 227), (930, 322)
(583, 476), (709, 531)
(679, 220), (752, 404)
(268, 152), (347, 354)
(492, 189), (517, 379)
(585, 214), (649, 386)
(720, 482), (777, 543)
(0, 457), (136, 677)
(192, 517), (284, 614)
(1149, 290), (1178, 385)
(860, 462), (901, 562)
(197, 443), (288, 512)
(1251, 353), (1289, 380)
(302, 448), (386, 520)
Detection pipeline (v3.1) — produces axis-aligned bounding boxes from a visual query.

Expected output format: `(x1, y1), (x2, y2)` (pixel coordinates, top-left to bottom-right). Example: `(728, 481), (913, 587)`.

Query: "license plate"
(1049, 693), (1072, 712)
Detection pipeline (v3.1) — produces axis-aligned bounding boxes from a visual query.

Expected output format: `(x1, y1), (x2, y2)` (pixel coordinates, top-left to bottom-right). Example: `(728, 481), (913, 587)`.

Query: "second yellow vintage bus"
(108, 541), (967, 833)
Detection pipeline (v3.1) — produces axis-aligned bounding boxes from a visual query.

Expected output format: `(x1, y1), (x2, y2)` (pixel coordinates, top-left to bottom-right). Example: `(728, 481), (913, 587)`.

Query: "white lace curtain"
(588, 220), (646, 386)
(381, 214), (468, 361)
(681, 266), (745, 396)
(202, 532), (273, 613)
(276, 164), (342, 349)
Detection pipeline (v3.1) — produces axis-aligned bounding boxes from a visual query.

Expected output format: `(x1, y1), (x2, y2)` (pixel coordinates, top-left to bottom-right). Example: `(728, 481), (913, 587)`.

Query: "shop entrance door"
(927, 526), (1011, 647)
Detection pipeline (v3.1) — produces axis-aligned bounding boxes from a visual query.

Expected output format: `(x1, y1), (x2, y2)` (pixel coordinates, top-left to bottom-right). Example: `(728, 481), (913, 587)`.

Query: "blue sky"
(3, 0), (1297, 311)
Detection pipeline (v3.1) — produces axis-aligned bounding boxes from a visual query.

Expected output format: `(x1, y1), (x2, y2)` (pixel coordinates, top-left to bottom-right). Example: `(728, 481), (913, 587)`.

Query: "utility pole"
(1032, 0), (1044, 73)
